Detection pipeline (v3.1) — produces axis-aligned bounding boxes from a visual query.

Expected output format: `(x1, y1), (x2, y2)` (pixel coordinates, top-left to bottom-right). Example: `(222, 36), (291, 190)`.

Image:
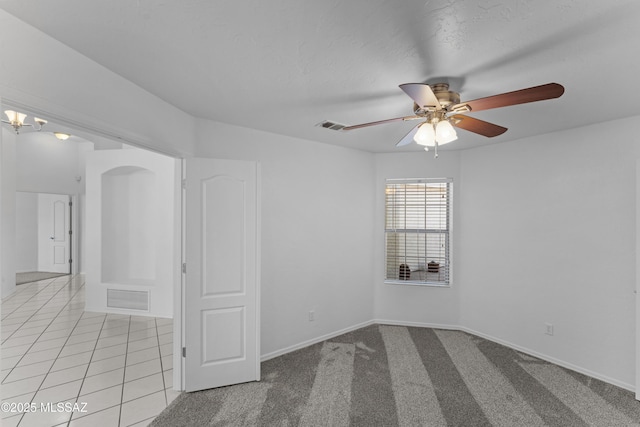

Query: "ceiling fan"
(319, 82), (564, 155)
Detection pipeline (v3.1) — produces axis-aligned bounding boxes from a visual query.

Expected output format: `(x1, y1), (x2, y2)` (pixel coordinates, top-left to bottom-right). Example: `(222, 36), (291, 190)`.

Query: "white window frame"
(384, 178), (452, 287)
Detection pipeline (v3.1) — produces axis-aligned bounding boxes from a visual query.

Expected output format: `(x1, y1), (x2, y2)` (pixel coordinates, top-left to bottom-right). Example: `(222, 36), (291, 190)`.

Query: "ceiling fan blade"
(451, 115), (507, 137)
(452, 83), (564, 113)
(399, 83), (442, 110)
(342, 115), (422, 131)
(396, 123), (421, 146)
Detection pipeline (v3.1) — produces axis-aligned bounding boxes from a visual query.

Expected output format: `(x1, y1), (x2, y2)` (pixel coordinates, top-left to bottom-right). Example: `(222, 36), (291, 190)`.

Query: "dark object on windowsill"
(399, 264), (411, 280)
(427, 261), (440, 273)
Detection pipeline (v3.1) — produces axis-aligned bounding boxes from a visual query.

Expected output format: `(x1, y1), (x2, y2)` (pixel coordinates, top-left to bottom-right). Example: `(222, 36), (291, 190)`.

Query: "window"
(385, 178), (452, 286)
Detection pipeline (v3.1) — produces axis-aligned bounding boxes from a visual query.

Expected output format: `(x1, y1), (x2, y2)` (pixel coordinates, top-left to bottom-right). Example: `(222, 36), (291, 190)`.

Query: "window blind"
(385, 178), (452, 285)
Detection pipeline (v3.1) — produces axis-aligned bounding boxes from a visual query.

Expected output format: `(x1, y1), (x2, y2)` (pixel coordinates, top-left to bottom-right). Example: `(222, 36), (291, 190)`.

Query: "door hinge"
(182, 263), (187, 274)
(182, 347), (186, 357)
(182, 179), (187, 190)
(69, 230), (72, 235)
(69, 201), (73, 207)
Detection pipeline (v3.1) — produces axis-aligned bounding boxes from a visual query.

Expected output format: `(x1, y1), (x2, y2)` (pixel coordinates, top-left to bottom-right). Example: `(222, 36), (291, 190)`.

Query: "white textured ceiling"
(2, 0), (639, 152)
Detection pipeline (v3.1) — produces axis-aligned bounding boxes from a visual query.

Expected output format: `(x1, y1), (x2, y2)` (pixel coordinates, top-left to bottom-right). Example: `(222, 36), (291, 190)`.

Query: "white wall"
(77, 141), (99, 274)
(372, 117), (640, 390)
(195, 119), (376, 357)
(15, 132), (81, 194)
(373, 151), (462, 327)
(196, 116), (640, 389)
(458, 115), (640, 390)
(15, 192), (38, 273)
(0, 10), (196, 157)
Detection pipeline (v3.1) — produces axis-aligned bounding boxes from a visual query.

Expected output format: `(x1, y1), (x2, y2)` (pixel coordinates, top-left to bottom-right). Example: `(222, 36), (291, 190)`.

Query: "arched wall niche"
(85, 147), (178, 318)
(101, 166), (157, 285)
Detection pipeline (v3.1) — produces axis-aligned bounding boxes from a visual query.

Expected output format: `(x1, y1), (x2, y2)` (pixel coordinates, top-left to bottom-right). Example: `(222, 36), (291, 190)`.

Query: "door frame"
(35, 192), (72, 274)
(14, 190), (76, 275)
(636, 160), (640, 400)
(1, 97), (263, 393)
(0, 97), (186, 390)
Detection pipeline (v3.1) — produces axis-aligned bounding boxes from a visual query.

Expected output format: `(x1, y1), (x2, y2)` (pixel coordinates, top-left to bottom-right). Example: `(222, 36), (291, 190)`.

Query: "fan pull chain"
(434, 141), (439, 158)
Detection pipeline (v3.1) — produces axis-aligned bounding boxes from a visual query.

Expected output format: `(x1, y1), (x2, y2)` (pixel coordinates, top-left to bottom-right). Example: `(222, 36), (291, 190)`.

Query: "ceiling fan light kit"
(414, 122), (436, 146)
(320, 82), (564, 157)
(435, 120), (457, 144)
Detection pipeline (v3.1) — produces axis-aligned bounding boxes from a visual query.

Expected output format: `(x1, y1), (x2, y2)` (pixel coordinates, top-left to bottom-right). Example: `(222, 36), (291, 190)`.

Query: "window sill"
(384, 280), (450, 288)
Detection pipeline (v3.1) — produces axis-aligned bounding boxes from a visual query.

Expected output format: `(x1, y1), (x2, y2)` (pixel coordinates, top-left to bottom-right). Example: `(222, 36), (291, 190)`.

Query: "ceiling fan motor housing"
(433, 83), (460, 107)
(413, 83), (460, 115)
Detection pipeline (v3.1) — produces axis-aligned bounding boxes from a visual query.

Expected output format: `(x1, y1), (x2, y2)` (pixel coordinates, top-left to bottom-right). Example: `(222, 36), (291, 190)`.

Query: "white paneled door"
(37, 193), (71, 274)
(184, 158), (260, 392)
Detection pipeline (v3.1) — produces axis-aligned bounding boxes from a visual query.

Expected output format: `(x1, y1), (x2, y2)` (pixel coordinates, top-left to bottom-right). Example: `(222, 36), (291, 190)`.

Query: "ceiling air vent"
(316, 120), (346, 131)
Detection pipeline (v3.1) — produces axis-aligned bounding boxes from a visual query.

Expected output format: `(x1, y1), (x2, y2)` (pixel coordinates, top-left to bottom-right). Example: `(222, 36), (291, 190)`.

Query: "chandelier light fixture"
(2, 110), (47, 134)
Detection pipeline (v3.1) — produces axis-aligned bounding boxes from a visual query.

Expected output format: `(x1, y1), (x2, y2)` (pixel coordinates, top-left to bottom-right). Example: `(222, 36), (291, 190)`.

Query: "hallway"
(1, 274), (179, 426)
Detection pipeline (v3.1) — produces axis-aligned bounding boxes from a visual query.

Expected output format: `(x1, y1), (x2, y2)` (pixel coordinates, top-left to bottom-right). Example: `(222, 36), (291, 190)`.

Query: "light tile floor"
(1, 274), (180, 427)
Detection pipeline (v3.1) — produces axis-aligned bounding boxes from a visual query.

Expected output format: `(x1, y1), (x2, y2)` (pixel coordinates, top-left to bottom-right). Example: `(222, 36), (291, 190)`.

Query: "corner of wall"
(0, 128), (17, 298)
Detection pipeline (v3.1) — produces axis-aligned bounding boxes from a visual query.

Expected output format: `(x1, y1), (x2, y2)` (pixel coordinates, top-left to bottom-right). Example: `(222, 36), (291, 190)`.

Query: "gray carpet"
(151, 324), (640, 426)
(15, 271), (69, 285)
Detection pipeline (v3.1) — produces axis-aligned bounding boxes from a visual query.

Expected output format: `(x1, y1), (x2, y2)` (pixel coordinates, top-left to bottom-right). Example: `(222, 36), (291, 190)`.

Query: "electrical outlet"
(308, 310), (315, 321)
(545, 323), (554, 336)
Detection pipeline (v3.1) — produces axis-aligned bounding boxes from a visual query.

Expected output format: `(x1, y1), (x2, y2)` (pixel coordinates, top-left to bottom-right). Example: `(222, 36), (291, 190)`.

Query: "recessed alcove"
(101, 166), (157, 286)
(85, 147), (178, 317)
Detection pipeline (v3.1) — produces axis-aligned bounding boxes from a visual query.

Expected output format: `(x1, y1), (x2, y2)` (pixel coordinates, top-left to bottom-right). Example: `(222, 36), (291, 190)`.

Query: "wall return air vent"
(107, 289), (149, 311)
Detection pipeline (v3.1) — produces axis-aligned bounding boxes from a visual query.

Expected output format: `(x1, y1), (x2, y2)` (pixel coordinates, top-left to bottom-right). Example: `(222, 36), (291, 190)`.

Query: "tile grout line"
(1, 277), (77, 344)
(6, 331), (163, 384)
(3, 277), (174, 427)
(64, 313), (148, 423)
(3, 330), (143, 376)
(154, 317), (169, 406)
(117, 318), (167, 426)
(117, 315), (133, 427)
(1, 280), (52, 318)
(1, 278), (85, 384)
(68, 368), (169, 425)
(68, 311), (112, 424)
(7, 278), (87, 426)
(1, 276), (73, 322)
(131, 415), (158, 426)
(1, 279), (82, 348)
(71, 344), (162, 402)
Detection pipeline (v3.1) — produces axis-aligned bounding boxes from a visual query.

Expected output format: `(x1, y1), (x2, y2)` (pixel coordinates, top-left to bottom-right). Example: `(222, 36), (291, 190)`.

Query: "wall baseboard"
(260, 319), (375, 362)
(374, 319), (459, 331)
(458, 325), (635, 393)
(261, 318), (635, 393)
